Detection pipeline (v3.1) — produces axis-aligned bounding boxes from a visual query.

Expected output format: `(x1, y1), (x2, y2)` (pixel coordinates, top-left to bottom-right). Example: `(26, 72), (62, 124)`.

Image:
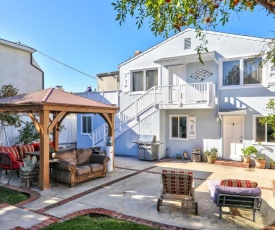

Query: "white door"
(223, 116), (244, 160)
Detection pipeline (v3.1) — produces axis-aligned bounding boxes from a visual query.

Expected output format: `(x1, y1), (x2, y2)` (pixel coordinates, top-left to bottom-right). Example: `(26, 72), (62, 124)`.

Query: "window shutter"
(123, 71), (130, 93)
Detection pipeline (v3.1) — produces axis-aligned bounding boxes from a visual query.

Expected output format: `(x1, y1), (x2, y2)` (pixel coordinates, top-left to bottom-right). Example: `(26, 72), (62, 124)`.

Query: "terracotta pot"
(255, 160), (266, 169)
(243, 156), (251, 164)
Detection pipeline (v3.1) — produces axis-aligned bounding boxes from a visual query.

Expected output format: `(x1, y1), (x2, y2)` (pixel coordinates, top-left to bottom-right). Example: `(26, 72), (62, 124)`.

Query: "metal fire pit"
(133, 135), (161, 161)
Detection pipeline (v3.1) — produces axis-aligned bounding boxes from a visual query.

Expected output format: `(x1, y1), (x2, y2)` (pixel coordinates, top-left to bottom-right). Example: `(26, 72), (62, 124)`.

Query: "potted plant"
(253, 153), (266, 169)
(241, 146), (258, 164)
(204, 148), (218, 164)
(270, 159), (275, 169)
(20, 155), (39, 188)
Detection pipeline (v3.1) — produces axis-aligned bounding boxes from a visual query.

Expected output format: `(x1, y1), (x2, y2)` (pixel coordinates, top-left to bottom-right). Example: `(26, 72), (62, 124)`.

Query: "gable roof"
(0, 88), (118, 112)
(0, 38), (36, 53)
(118, 28), (270, 68)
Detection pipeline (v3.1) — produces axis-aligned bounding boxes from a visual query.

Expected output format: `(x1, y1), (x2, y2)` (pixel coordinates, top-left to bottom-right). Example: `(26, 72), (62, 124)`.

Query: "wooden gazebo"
(0, 88), (119, 190)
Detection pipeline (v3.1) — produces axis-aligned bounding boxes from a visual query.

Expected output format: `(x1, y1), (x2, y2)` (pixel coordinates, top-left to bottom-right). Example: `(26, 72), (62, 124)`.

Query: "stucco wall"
(0, 44), (43, 93)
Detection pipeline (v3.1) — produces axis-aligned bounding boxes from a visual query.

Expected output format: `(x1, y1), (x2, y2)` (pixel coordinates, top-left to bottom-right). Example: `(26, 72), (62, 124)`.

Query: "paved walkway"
(0, 157), (275, 230)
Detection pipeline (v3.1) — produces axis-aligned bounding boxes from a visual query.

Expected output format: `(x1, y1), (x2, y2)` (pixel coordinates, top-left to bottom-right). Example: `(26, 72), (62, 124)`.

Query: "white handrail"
(115, 82), (214, 131)
(91, 122), (107, 146)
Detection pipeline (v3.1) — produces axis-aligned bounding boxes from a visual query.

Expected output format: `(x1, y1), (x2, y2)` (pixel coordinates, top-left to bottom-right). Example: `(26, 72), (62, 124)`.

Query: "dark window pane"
(82, 116), (92, 133)
(267, 123), (275, 142)
(244, 58), (262, 84)
(256, 118), (265, 142)
(171, 117), (178, 138)
(179, 116), (187, 138)
(223, 60), (240, 86)
(132, 71), (143, 91)
(146, 70), (158, 90)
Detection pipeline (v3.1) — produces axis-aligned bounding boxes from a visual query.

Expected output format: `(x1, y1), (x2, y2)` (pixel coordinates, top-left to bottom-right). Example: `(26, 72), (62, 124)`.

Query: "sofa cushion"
(17, 145), (34, 159)
(52, 148), (77, 165)
(76, 165), (92, 176)
(90, 163), (103, 172)
(220, 179), (258, 188)
(76, 148), (93, 165)
(0, 146), (21, 160)
(213, 184), (261, 204)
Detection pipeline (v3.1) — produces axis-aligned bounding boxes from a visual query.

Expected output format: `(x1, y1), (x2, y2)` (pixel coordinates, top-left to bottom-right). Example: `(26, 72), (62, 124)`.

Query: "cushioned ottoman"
(207, 179), (262, 222)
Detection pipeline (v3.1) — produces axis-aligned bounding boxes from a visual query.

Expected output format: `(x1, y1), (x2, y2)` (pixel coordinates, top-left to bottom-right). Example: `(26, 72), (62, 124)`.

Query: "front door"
(223, 116), (244, 160)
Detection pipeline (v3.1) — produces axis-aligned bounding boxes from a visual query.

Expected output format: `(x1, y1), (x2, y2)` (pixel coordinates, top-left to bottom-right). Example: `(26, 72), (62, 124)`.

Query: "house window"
(170, 115), (187, 139)
(255, 117), (275, 143)
(132, 69), (158, 92)
(222, 57), (262, 86)
(82, 115), (92, 134)
(184, 38), (191, 49)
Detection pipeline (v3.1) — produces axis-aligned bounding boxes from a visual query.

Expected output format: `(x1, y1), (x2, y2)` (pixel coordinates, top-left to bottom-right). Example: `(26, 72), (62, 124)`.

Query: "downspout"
(30, 53), (45, 89)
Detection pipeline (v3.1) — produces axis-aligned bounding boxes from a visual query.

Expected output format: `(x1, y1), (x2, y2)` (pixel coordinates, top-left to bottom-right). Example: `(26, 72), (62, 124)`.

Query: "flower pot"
(255, 160), (266, 169)
(243, 156), (251, 164)
(207, 156), (215, 164)
(270, 163), (275, 169)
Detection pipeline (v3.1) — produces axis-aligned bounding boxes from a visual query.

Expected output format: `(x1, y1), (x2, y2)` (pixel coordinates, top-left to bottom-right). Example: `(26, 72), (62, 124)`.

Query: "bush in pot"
(204, 148), (218, 164)
(241, 146), (258, 164)
(253, 153), (266, 169)
(270, 159), (275, 169)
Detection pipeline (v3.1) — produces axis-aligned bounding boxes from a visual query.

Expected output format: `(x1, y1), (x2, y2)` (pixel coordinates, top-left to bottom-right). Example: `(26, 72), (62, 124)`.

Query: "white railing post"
(91, 133), (94, 147)
(179, 84), (182, 105)
(135, 100), (138, 119)
(154, 86), (156, 106)
(207, 82), (210, 104)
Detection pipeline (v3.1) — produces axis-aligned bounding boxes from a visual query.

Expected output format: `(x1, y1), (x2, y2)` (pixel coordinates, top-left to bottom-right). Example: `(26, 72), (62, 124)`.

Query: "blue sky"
(0, 1), (274, 92)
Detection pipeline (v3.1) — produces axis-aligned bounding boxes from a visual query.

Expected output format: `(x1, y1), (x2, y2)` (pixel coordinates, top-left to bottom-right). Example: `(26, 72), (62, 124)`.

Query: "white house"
(0, 39), (76, 147)
(0, 39), (44, 93)
(77, 28), (275, 167)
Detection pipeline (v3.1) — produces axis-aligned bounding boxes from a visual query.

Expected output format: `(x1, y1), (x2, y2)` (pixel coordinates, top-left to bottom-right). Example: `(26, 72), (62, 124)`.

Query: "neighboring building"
(97, 71), (119, 92)
(76, 28), (275, 166)
(0, 39), (44, 93)
(76, 71), (120, 148)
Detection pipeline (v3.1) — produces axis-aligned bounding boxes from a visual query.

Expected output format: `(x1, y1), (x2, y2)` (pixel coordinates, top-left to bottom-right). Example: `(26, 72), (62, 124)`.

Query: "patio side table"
(49, 159), (59, 186)
(192, 152), (201, 162)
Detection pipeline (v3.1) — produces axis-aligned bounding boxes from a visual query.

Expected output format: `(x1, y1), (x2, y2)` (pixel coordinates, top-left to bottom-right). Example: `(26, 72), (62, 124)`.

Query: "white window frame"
(81, 115), (93, 135)
(130, 67), (159, 94)
(252, 114), (275, 145)
(219, 56), (266, 90)
(169, 114), (189, 140)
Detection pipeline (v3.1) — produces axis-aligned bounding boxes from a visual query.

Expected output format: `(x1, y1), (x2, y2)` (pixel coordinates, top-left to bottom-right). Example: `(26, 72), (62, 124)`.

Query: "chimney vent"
(134, 51), (142, 56)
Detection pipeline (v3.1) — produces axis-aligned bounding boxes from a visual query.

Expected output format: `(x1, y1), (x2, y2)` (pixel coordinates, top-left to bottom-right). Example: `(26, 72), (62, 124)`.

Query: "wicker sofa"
(51, 148), (109, 187)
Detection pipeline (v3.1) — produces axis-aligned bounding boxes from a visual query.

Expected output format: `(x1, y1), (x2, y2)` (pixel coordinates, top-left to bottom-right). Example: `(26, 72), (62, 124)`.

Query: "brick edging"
(0, 182), (40, 207)
(28, 208), (189, 230)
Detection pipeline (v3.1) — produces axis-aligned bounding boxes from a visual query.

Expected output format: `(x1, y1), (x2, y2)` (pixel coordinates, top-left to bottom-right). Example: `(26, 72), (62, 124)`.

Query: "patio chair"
(157, 170), (198, 215)
(0, 152), (23, 184)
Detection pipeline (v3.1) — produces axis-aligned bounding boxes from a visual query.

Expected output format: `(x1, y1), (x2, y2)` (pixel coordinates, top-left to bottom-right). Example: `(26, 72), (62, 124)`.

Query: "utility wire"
(36, 50), (97, 79)
(18, 42), (96, 80)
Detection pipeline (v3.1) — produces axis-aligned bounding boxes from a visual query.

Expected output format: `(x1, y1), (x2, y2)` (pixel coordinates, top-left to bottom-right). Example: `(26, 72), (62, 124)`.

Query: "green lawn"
(43, 215), (158, 230)
(0, 186), (29, 205)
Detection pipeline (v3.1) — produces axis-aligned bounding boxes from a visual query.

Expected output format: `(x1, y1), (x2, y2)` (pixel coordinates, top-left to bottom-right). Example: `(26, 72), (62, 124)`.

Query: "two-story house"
(0, 39), (44, 93)
(77, 28), (275, 165)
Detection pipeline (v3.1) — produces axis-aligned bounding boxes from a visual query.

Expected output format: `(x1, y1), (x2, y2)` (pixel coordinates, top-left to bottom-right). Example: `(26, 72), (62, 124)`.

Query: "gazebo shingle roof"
(0, 88), (116, 108)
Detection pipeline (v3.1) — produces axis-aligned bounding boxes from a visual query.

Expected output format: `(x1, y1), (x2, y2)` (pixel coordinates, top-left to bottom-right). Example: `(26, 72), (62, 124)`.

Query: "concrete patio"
(0, 156), (275, 230)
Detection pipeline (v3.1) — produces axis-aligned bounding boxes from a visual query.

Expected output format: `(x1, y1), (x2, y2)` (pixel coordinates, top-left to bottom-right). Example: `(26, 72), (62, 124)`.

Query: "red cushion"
(220, 179), (258, 188)
(0, 146), (21, 160)
(0, 152), (23, 169)
(17, 145), (35, 158)
(31, 143), (40, 151)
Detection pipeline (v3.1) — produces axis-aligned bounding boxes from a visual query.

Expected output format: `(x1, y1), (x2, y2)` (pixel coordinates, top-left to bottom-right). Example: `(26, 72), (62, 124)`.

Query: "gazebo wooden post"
(52, 112), (59, 151)
(38, 109), (51, 190)
(107, 113), (115, 168)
